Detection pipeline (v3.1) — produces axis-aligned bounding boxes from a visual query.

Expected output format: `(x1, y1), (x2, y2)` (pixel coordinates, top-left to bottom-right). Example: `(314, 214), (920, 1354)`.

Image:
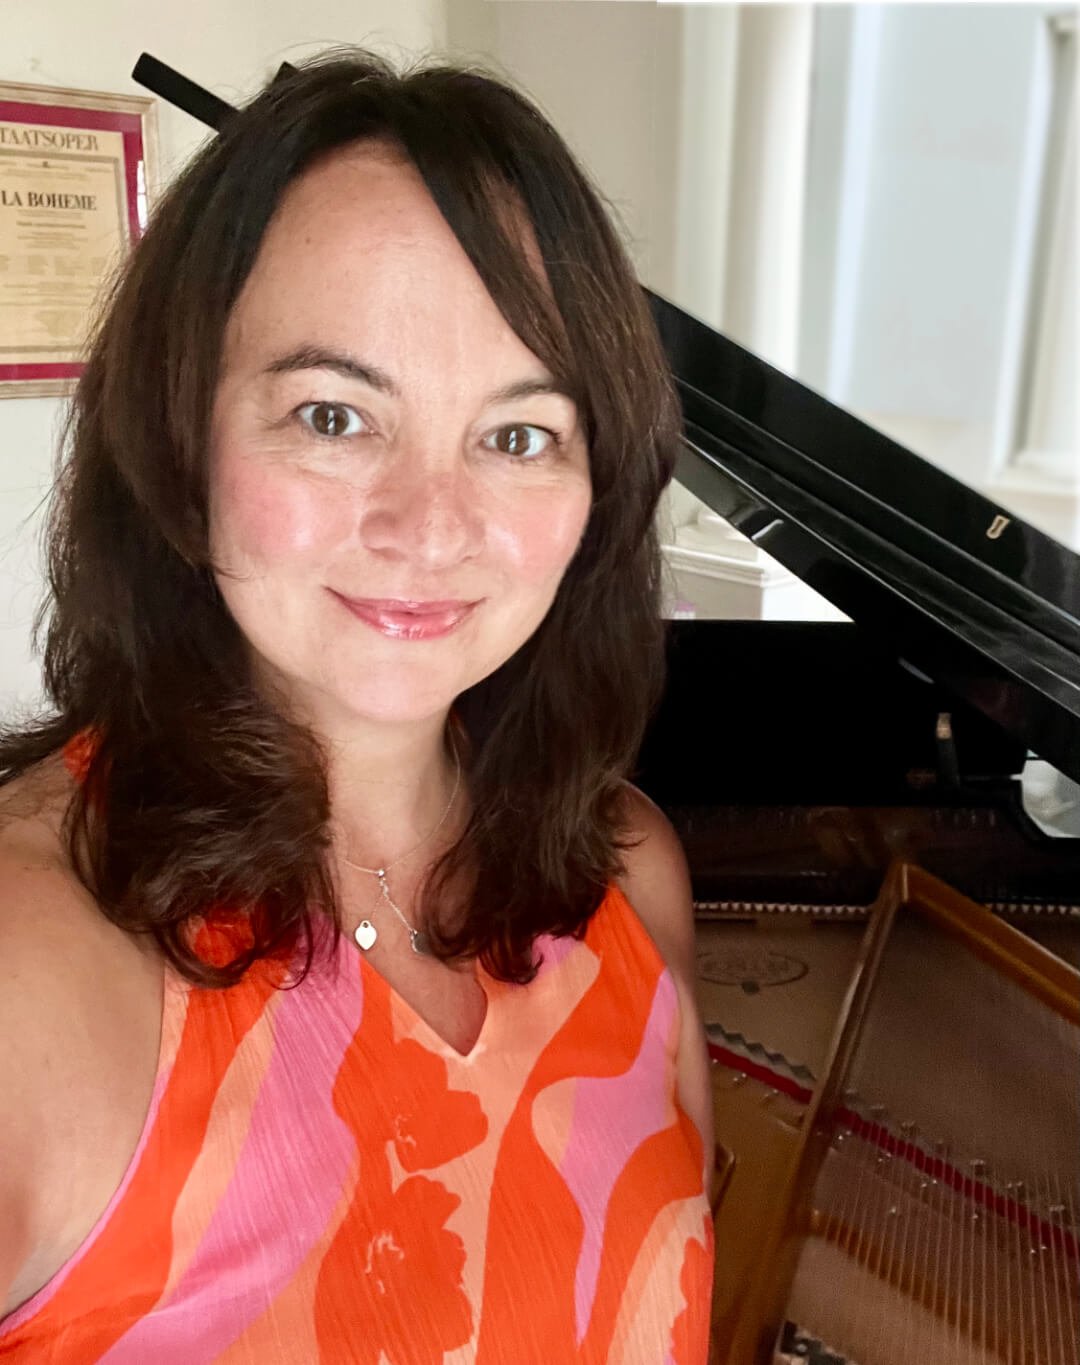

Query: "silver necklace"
(341, 742), (462, 957)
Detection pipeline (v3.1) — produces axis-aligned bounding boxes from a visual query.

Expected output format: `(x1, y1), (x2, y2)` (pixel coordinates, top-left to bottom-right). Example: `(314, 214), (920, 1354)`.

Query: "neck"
(322, 714), (465, 875)
(248, 656), (467, 886)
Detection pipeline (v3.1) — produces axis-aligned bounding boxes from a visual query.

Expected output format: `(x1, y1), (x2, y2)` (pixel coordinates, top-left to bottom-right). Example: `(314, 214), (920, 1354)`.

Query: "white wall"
(445, 0), (684, 300)
(0, 0), (446, 712)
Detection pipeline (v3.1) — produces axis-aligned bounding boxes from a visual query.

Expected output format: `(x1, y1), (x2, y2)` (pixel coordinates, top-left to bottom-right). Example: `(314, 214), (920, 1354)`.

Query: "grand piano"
(636, 298), (1080, 1365)
(134, 55), (1080, 1365)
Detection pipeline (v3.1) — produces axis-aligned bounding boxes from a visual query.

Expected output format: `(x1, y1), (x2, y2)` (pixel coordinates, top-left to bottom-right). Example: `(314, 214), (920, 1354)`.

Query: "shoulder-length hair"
(0, 49), (681, 989)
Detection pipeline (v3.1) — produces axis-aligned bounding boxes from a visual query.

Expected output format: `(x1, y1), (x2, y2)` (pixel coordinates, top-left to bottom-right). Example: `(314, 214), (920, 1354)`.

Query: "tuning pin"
(929, 1139), (949, 1184)
(900, 1121), (918, 1141)
(970, 1159), (987, 1180)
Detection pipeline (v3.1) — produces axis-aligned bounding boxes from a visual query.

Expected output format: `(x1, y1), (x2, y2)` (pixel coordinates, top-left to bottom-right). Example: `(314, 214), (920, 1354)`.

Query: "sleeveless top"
(0, 740), (714, 1364)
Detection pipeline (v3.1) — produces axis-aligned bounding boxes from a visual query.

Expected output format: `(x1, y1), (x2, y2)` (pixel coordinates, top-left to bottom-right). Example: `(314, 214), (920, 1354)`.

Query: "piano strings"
(778, 867), (1079, 1365)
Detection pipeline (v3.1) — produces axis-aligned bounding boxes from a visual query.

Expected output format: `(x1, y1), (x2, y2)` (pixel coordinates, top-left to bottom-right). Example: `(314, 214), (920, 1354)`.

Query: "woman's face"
(207, 142), (592, 729)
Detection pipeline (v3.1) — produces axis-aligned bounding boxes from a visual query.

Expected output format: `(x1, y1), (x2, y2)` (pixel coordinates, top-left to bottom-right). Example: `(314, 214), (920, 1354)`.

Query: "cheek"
(489, 485), (592, 583)
(209, 456), (347, 570)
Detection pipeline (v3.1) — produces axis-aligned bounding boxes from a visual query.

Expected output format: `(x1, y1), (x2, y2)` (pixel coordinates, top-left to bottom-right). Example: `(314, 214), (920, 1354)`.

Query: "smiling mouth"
(345, 597), (477, 614)
(329, 591), (480, 640)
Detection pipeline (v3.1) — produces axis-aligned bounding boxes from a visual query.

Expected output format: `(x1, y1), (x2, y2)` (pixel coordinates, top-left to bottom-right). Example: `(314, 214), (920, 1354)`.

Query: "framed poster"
(0, 80), (158, 398)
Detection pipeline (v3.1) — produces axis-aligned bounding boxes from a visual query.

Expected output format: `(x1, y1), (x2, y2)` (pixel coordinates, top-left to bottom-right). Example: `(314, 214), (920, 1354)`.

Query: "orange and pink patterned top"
(0, 746), (714, 1364)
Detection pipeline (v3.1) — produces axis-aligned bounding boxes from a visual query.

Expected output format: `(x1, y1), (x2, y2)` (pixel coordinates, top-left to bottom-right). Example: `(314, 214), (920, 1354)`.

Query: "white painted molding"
(1017, 15), (1076, 478)
(990, 8), (1063, 476)
(826, 4), (884, 403)
(721, 4), (814, 373)
(661, 514), (849, 622)
(672, 5), (738, 330)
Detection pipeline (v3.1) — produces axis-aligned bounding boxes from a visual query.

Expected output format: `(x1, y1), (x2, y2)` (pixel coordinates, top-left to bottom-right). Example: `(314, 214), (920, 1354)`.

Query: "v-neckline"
(352, 944), (493, 1061)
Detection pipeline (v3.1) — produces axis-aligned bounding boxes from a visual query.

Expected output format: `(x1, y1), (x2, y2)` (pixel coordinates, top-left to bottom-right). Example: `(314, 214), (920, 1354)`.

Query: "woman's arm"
(615, 783), (716, 1201)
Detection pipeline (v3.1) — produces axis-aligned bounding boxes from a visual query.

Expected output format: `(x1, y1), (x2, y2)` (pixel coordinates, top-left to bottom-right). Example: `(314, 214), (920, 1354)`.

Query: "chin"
(315, 663), (478, 728)
(252, 619), (531, 729)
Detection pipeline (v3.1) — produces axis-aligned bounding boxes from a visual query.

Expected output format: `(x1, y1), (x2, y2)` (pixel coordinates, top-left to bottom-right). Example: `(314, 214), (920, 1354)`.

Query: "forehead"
(269, 141), (461, 268)
(221, 141), (544, 376)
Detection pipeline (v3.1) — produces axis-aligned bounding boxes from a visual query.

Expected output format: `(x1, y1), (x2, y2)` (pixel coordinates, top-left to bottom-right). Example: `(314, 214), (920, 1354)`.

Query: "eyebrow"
(263, 345), (576, 407)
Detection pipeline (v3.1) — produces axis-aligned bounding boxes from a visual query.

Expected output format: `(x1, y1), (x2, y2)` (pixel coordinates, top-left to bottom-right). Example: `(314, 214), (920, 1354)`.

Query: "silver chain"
(341, 738), (462, 956)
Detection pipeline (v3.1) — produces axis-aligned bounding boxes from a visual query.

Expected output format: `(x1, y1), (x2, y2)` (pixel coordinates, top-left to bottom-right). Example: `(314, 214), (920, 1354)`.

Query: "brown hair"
(0, 50), (680, 989)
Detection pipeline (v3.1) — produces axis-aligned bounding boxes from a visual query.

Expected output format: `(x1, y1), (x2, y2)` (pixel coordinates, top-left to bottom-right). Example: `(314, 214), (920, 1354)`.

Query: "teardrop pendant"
(410, 928), (432, 956)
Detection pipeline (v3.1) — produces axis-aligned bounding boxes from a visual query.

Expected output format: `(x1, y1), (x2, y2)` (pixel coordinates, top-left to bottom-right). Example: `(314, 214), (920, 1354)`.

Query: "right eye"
(296, 402), (367, 438)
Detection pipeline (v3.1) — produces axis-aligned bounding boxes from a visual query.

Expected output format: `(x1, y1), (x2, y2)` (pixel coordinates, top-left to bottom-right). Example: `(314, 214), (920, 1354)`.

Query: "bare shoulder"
(0, 759), (83, 962)
(0, 756), (110, 960)
(614, 783), (715, 1192)
(0, 763), (163, 1316)
(614, 783), (697, 987)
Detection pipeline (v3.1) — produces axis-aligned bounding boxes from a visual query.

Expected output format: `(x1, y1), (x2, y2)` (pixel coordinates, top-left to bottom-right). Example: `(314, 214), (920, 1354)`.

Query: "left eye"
(483, 424), (557, 459)
(297, 402), (366, 437)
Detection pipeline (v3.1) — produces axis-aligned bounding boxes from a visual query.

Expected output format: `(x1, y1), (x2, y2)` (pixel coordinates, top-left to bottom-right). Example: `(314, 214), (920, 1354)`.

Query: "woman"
(0, 51), (715, 1363)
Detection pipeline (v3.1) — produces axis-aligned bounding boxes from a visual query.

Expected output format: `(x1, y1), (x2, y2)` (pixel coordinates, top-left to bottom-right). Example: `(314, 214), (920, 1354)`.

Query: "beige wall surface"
(446, 0), (685, 300)
(0, 0), (445, 712)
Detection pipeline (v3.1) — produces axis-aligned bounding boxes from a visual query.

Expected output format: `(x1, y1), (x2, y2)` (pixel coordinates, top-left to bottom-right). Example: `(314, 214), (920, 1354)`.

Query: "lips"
(330, 590), (479, 640)
(348, 598), (475, 614)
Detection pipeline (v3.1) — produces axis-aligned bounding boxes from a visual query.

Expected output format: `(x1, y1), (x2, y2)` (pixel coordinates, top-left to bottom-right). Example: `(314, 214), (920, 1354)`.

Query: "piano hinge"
(694, 901), (869, 919)
(695, 899), (1080, 920)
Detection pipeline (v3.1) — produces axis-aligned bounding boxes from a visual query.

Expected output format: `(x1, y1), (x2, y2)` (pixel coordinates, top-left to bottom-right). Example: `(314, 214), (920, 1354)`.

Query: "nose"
(358, 445), (484, 571)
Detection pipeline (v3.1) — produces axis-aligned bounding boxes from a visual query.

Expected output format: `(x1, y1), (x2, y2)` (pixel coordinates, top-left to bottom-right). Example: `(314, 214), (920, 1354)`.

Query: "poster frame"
(0, 79), (158, 399)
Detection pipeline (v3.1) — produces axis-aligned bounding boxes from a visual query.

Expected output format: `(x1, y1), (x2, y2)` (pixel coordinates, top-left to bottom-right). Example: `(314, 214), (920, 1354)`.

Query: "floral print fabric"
(1, 748), (713, 1362)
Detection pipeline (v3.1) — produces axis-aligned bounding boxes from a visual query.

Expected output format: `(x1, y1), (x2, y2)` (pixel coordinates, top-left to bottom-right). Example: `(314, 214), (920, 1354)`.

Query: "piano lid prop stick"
(131, 54), (237, 132)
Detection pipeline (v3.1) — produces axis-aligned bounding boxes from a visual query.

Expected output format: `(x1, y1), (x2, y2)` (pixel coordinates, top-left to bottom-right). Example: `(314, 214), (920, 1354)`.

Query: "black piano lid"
(648, 291), (1080, 785)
